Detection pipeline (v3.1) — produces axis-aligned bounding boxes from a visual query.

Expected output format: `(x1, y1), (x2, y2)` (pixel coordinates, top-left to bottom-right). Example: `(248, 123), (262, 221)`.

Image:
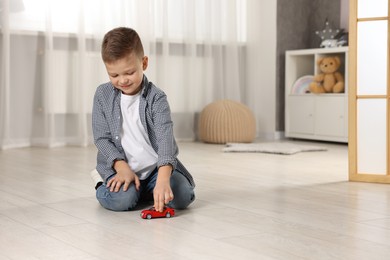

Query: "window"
(4, 0), (247, 42)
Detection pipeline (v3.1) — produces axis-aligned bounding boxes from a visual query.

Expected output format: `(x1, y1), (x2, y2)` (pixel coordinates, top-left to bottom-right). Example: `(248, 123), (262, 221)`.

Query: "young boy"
(91, 27), (195, 212)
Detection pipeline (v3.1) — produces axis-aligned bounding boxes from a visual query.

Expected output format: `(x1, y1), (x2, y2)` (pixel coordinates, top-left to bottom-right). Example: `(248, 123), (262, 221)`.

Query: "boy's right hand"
(108, 160), (140, 192)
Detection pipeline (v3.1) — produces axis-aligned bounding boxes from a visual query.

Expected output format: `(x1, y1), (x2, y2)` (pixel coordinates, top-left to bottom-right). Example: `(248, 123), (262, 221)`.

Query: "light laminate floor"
(1, 140), (390, 259)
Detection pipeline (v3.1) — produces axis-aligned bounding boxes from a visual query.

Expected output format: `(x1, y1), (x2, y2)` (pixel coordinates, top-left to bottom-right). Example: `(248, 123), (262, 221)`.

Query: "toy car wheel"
(146, 214), (152, 219)
(166, 212), (171, 218)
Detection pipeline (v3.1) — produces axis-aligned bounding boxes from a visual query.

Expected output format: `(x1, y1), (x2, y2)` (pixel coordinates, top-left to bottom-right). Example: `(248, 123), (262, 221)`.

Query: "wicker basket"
(198, 99), (256, 144)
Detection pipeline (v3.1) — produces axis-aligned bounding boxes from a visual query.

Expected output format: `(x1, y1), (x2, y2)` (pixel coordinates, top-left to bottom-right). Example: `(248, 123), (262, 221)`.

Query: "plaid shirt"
(92, 75), (195, 187)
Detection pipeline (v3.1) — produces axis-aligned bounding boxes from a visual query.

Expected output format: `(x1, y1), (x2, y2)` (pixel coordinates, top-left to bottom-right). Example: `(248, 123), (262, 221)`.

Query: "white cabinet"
(288, 96), (315, 135)
(285, 47), (348, 143)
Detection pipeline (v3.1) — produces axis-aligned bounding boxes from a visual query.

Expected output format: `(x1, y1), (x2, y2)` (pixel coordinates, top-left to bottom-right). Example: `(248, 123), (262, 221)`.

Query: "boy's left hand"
(153, 165), (174, 212)
(153, 182), (174, 212)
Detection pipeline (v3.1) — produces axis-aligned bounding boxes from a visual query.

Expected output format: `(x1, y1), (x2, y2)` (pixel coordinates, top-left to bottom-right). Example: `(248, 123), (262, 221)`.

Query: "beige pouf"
(198, 99), (256, 144)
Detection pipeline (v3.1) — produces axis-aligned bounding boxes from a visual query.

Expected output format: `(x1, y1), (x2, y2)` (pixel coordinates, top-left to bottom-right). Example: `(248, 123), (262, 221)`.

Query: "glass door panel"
(357, 99), (387, 174)
(357, 20), (388, 95)
(358, 0), (388, 18)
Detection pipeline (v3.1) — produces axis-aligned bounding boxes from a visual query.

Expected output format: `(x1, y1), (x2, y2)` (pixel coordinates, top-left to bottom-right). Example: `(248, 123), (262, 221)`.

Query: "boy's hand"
(108, 160), (140, 192)
(153, 165), (174, 212)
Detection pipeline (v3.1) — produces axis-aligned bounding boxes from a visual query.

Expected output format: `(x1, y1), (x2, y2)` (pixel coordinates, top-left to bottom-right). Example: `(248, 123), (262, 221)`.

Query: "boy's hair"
(101, 27), (144, 63)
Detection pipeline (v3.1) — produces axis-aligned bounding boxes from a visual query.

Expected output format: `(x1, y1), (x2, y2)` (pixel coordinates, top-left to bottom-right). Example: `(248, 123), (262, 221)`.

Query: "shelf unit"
(285, 47), (349, 143)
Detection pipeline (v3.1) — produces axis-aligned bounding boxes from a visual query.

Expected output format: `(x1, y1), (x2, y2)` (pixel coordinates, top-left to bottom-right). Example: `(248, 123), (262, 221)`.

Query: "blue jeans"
(96, 168), (195, 211)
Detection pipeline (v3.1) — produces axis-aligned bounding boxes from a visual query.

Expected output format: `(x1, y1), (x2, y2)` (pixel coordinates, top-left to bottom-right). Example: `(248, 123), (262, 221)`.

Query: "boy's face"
(105, 52), (148, 95)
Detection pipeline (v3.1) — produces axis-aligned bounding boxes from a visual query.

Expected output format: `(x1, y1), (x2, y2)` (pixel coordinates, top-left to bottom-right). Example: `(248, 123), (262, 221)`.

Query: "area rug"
(222, 142), (327, 155)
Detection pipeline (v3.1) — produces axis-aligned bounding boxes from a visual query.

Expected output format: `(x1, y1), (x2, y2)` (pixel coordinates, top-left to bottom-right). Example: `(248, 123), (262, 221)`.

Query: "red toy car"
(140, 206), (175, 219)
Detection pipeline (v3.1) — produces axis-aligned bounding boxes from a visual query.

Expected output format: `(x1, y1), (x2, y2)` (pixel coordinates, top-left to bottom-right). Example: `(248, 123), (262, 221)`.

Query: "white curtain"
(0, 0), (256, 149)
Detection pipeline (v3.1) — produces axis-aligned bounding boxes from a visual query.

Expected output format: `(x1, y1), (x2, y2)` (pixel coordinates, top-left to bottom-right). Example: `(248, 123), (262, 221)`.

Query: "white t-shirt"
(120, 92), (158, 180)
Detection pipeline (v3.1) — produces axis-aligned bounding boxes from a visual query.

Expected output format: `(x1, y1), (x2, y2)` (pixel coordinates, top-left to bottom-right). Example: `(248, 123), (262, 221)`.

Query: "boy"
(91, 27), (195, 212)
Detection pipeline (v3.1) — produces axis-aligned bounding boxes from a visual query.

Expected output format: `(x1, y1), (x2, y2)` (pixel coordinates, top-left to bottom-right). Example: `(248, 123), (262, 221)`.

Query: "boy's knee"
(96, 185), (139, 211)
(100, 198), (134, 211)
(169, 172), (195, 209)
(170, 189), (195, 209)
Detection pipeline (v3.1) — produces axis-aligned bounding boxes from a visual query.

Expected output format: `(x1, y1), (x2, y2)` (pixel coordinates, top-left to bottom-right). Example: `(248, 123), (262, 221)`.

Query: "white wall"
(340, 0), (349, 30)
(246, 0), (277, 140)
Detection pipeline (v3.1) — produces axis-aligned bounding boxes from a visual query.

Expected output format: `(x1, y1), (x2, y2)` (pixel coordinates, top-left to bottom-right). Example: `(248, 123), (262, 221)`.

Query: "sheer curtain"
(0, 0), (252, 149)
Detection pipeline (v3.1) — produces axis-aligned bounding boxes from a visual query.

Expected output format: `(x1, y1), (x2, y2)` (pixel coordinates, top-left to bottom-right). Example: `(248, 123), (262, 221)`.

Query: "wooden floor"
(1, 140), (390, 259)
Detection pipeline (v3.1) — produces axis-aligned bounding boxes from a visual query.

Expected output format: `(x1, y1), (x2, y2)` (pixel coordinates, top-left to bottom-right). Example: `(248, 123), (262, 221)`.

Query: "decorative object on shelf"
(198, 99), (256, 144)
(316, 19), (342, 48)
(291, 75), (314, 94)
(336, 32), (348, 47)
(309, 56), (344, 93)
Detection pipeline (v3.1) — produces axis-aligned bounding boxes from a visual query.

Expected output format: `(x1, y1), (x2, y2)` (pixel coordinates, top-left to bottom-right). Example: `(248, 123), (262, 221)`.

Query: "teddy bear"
(309, 56), (344, 93)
